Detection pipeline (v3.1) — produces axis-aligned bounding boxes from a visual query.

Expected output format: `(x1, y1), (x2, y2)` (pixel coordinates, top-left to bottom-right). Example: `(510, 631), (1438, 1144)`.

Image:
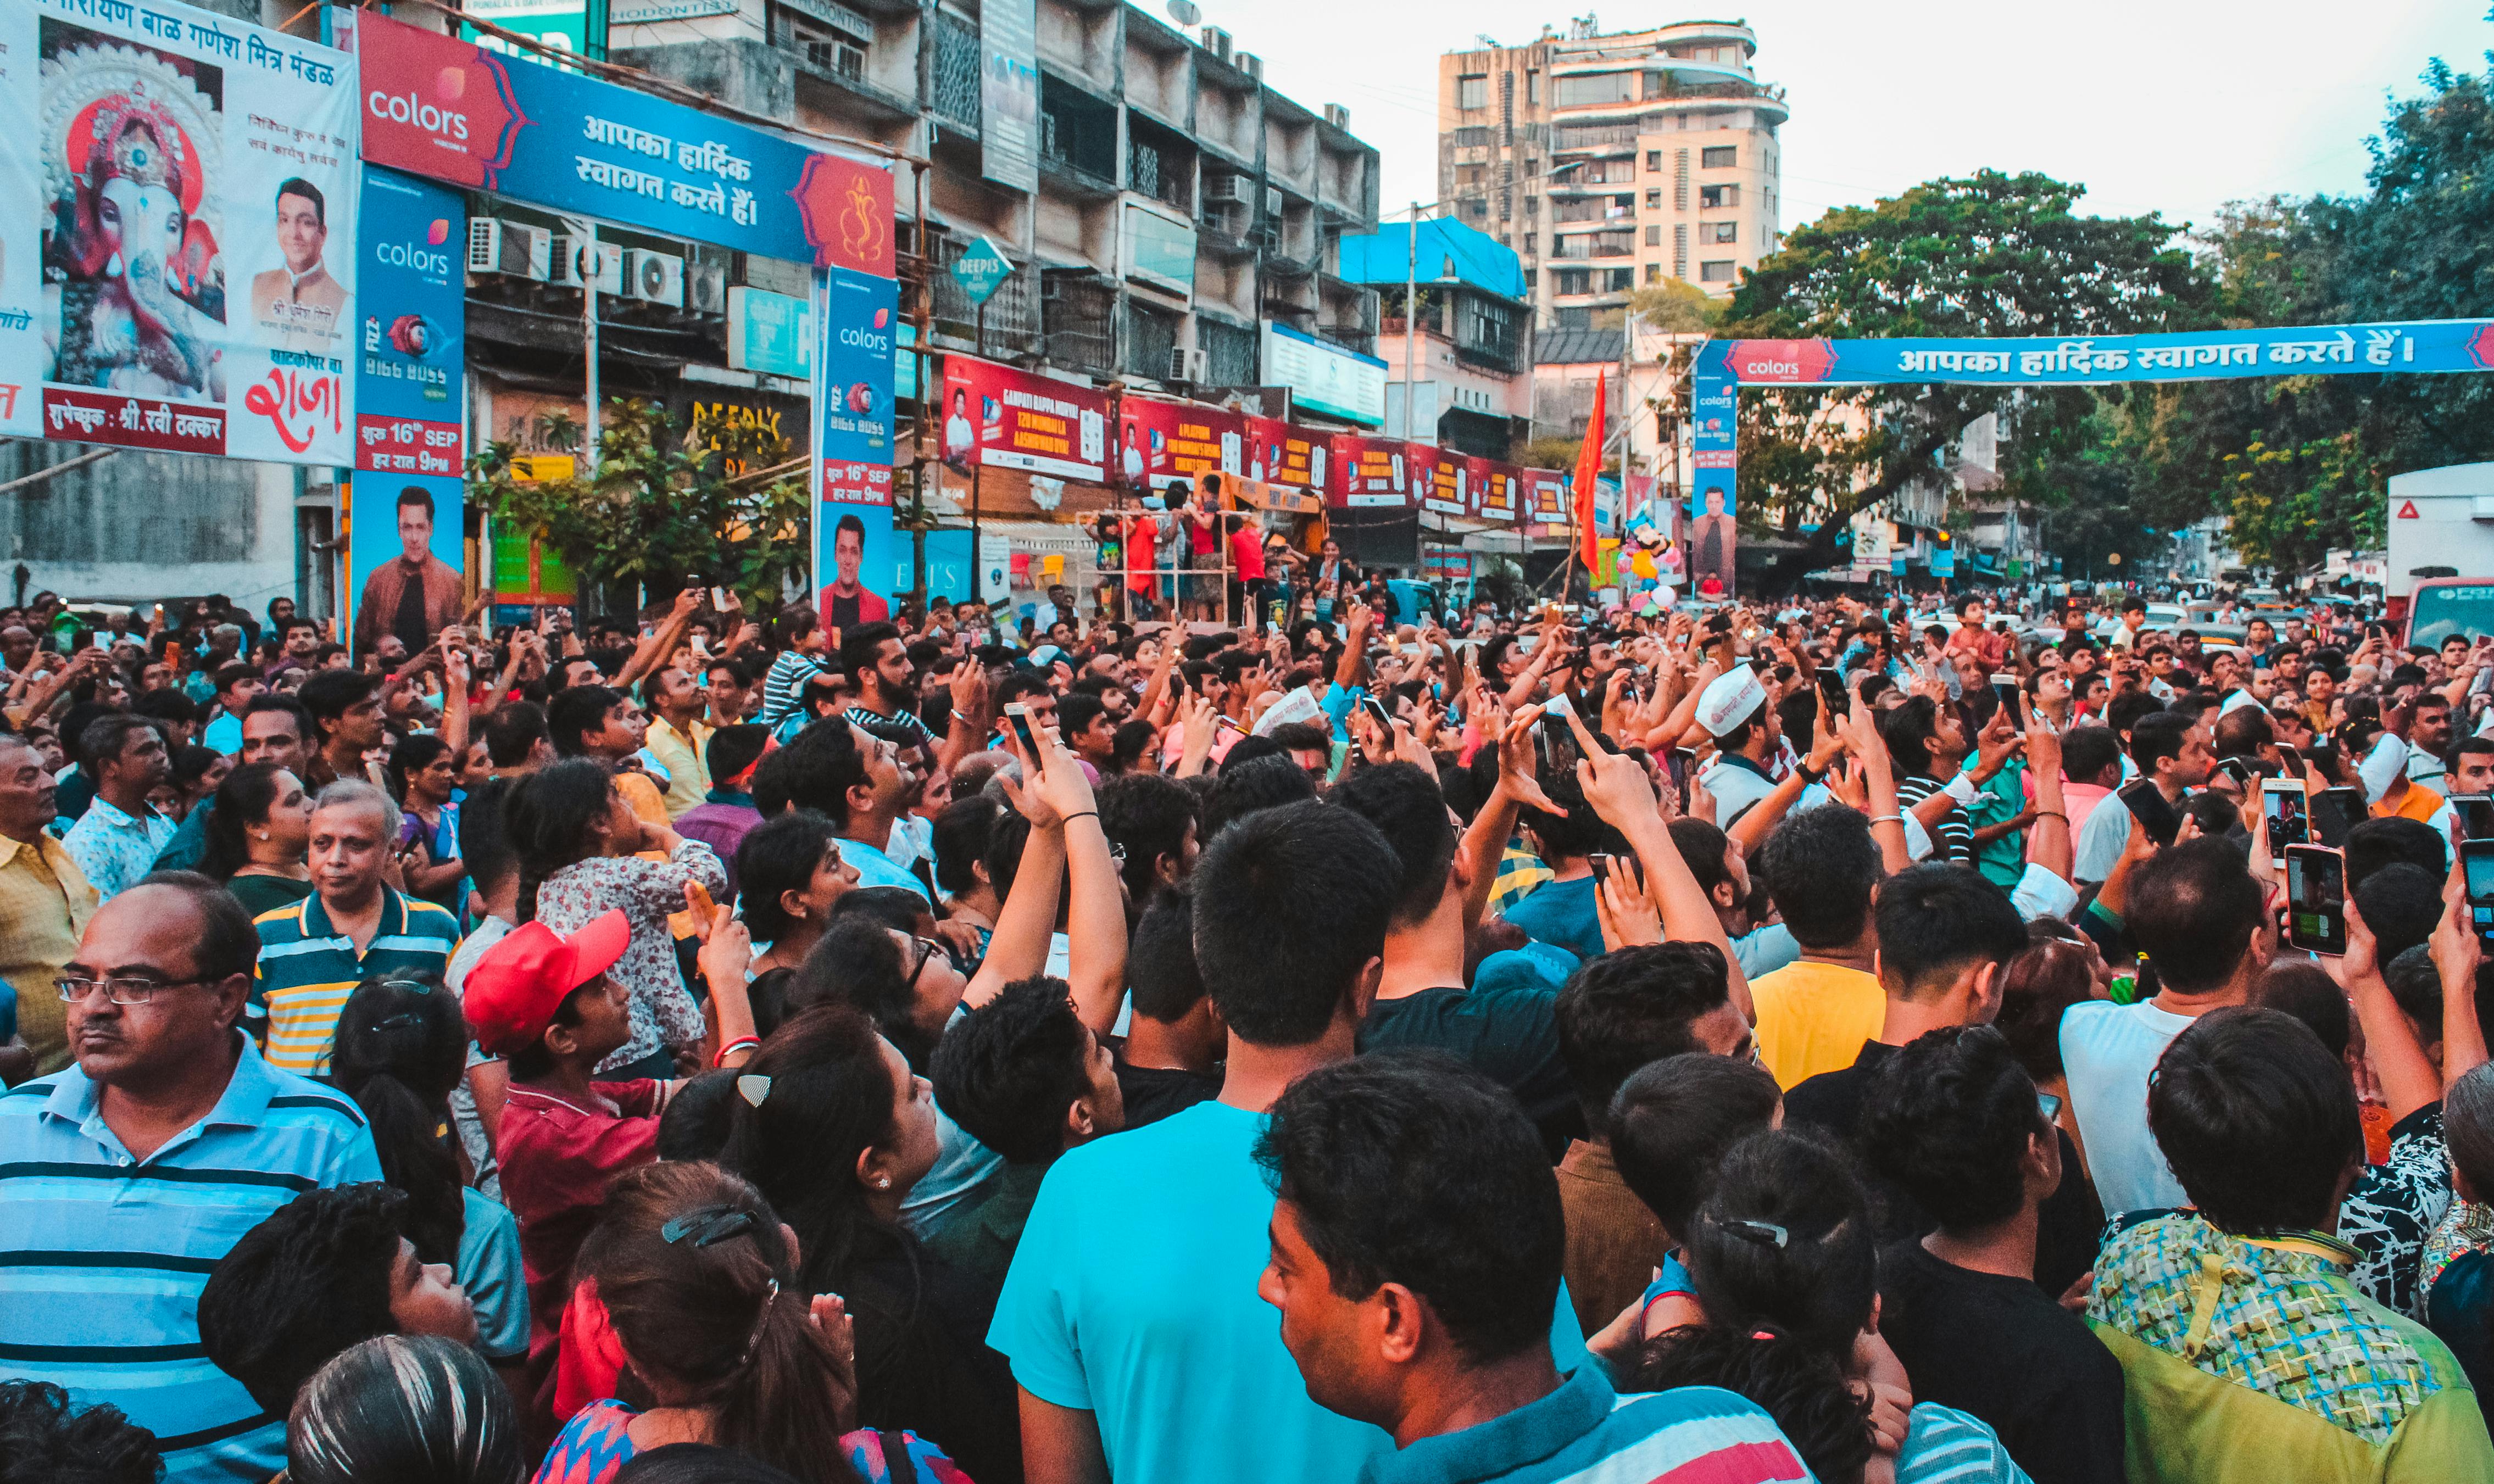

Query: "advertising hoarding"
(938, 357), (1107, 481)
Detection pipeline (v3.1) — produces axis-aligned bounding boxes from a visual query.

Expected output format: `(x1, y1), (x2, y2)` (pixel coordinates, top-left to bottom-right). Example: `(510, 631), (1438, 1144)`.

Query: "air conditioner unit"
(468, 219), (550, 280)
(1236, 51), (1262, 80)
(1323, 103), (1351, 130)
(1199, 26), (1231, 61)
(1169, 347), (1205, 382)
(623, 249), (686, 308)
(1203, 174), (1254, 205)
(684, 264), (729, 316)
(550, 237), (623, 294)
(1263, 185), (1283, 216)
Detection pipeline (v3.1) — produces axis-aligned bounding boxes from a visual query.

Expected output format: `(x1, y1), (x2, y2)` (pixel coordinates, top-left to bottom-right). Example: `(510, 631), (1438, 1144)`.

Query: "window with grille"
(1457, 75), (1488, 110)
(1700, 259), (1735, 282)
(1604, 268), (1634, 292)
(1646, 150), (1662, 172)
(1554, 71), (1638, 107)
(1555, 268), (1591, 295)
(1644, 188), (1661, 210)
(1703, 221), (1736, 244)
(1699, 183), (1738, 209)
(1701, 146), (1736, 168)
(1645, 225), (1661, 246)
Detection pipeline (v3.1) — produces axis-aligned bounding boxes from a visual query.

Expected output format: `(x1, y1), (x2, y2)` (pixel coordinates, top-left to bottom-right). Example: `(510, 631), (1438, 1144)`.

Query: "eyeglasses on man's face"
(57, 975), (213, 1006)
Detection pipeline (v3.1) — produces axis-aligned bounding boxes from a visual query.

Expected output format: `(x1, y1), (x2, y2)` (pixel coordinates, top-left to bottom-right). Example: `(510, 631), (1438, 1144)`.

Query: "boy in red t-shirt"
(461, 901), (758, 1412)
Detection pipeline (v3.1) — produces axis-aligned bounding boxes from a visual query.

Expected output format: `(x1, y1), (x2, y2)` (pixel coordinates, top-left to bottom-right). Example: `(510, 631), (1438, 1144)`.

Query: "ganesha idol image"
(41, 40), (226, 403)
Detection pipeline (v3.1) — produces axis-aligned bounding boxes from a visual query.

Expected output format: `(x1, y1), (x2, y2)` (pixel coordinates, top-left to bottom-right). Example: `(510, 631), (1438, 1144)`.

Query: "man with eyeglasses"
(0, 875), (382, 1484)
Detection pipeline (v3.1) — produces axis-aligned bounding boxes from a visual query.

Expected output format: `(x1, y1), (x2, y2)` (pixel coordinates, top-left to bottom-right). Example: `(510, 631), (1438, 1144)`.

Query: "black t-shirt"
(1783, 1040), (2105, 1297)
(1877, 1240), (2129, 1484)
(1357, 985), (1583, 1159)
(1114, 1058), (1221, 1129)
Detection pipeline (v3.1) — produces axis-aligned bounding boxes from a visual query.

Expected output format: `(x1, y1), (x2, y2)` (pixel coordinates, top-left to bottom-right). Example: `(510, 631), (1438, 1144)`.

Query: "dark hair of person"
(198, 760), (296, 881)
(1610, 1054), (1783, 1238)
(1109, 718), (1157, 773)
(656, 1071), (744, 1163)
(241, 690), (314, 739)
(827, 887), (932, 935)
(705, 723), (771, 787)
(1858, 1025), (2046, 1233)
(2346, 817), (2449, 891)
(2103, 690), (2163, 741)
(1519, 755), (1615, 863)
(1667, 817), (1734, 900)
(298, 668), (383, 730)
(1057, 690), (1106, 745)
(2382, 943), (2452, 1047)
(197, 1184), (407, 1415)
(1253, 1053), (1563, 1365)
(1682, 1131), (1876, 1359)
(2148, 1006), (2364, 1235)
(788, 919), (932, 1067)
(0, 1379), (163, 1484)
(388, 733), (453, 802)
(328, 975), (470, 1264)
(1201, 753), (1319, 841)
(130, 871), (260, 983)
(736, 812), (844, 945)
(457, 777), (515, 894)
(1097, 772), (1198, 906)
(1330, 762), (1457, 928)
(839, 621), (903, 678)
(547, 685), (626, 759)
(503, 758), (617, 924)
(1554, 944), (1733, 1136)
(932, 977), (1092, 1165)
(776, 721), (867, 827)
(286, 1333), (523, 1484)
(78, 713), (159, 778)
(2212, 705), (2274, 763)
(719, 1006), (907, 1302)
(483, 701), (549, 770)
(2125, 838), (2264, 995)
(1189, 799), (1397, 1047)
(1756, 806), (1879, 950)
(1877, 695), (1946, 779)
(2128, 710), (2192, 774)
(1625, 1328), (1870, 1484)
(2447, 1062), (2494, 1206)
(577, 1162), (863, 1484)
(1990, 935), (2097, 1085)
(2056, 724), (2121, 783)
(2252, 958), (2352, 1061)
(1873, 863), (2029, 1000)
(1126, 888), (1206, 1022)
(930, 794), (1002, 897)
(613, 1443), (804, 1484)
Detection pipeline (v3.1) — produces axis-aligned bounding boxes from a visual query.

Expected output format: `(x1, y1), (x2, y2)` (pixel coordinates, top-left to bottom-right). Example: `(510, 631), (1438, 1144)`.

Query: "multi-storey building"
(1437, 18), (1785, 330)
(622, 1), (1381, 384)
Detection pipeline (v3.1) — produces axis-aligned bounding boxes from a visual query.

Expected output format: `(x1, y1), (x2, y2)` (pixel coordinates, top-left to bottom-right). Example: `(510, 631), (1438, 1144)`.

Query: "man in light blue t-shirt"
(990, 800), (1587, 1484)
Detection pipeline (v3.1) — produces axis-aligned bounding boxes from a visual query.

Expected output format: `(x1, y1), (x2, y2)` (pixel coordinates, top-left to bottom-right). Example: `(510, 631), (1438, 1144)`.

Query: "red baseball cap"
(462, 911), (631, 1058)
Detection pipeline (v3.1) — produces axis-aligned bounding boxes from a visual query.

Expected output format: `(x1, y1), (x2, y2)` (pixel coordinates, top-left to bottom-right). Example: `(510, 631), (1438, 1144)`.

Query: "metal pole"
(1403, 201), (1419, 443)
(971, 298), (987, 616)
(578, 226), (599, 475)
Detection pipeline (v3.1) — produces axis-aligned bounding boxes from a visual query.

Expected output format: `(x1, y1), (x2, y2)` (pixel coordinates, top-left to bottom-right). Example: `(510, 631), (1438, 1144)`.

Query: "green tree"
(469, 398), (811, 610)
(1719, 170), (2217, 588)
(1627, 276), (1724, 333)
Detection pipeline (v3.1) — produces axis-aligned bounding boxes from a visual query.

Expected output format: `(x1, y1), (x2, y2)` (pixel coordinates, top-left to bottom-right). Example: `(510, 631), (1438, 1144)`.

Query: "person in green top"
(926, 975), (1125, 1287)
(197, 761), (316, 919)
(2089, 1006), (2494, 1482)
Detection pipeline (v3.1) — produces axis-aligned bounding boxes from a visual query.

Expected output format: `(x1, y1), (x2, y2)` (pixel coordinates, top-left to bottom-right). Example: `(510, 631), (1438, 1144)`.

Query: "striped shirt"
(249, 887), (460, 1074)
(1362, 1364), (1811, 1484)
(1896, 1404), (2029, 1484)
(756, 650), (828, 727)
(0, 1038), (382, 1484)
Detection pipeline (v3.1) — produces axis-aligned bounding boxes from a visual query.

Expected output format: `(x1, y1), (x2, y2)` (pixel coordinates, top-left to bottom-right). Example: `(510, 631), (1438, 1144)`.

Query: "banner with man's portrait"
(0, 0), (358, 464)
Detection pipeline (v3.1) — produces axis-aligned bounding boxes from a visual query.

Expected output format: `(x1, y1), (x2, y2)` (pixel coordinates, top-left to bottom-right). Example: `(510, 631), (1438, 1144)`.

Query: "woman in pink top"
(536, 1161), (967, 1484)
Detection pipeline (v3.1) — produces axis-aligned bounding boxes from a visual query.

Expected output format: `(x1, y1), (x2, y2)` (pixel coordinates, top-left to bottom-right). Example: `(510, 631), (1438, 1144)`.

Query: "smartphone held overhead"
(2285, 844), (2347, 956)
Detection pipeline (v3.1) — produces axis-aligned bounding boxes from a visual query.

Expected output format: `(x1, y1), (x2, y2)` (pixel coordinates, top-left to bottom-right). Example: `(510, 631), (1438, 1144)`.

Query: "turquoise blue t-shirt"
(988, 1100), (1588, 1484)
(1500, 874), (1605, 962)
(457, 1186), (530, 1365)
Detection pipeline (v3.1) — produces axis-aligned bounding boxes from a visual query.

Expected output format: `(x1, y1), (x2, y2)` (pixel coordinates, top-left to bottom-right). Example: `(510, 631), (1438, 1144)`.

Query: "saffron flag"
(1571, 372), (1606, 574)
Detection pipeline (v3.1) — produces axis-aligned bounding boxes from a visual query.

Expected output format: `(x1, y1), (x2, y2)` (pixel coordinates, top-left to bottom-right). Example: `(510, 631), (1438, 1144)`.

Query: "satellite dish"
(1167, 0), (1200, 25)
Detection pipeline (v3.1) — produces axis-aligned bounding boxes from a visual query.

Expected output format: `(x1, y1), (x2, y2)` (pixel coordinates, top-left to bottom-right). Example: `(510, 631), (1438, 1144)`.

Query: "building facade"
(1437, 17), (1785, 330)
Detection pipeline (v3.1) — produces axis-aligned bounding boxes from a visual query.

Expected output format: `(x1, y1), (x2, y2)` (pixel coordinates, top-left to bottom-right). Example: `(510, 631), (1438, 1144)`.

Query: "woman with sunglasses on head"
(539, 1158), (967, 1484)
(329, 974), (532, 1399)
(197, 760), (315, 918)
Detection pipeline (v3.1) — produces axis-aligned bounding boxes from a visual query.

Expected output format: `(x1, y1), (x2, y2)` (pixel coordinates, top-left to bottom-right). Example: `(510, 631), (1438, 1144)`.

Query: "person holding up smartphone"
(2070, 711), (2214, 888)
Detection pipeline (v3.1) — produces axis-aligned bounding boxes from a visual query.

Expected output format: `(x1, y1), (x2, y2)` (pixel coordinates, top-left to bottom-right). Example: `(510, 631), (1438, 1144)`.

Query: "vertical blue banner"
(350, 165), (471, 656)
(815, 266), (901, 633)
(1688, 340), (1738, 598)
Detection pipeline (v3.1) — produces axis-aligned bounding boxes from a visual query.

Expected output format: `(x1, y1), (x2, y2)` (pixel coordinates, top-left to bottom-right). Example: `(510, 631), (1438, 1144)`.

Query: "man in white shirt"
(2061, 836), (2266, 1215)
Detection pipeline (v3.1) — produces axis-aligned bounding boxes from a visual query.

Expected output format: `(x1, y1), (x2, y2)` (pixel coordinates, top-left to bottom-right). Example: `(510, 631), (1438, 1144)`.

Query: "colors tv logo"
(374, 220), (455, 279)
(368, 88), (472, 142)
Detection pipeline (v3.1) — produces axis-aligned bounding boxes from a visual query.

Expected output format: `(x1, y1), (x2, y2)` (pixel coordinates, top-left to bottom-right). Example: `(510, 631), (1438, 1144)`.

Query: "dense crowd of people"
(1, 573), (2491, 1484)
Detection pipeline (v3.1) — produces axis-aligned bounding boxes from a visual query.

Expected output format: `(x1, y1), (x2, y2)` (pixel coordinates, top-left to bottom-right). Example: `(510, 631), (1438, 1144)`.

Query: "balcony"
(929, 9), (981, 132)
(932, 237), (1036, 355)
(770, 32), (919, 125)
(1039, 272), (1117, 377)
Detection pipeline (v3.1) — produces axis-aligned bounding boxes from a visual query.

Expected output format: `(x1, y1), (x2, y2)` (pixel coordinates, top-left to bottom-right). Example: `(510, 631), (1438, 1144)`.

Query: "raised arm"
(615, 587), (703, 691)
(968, 758), (1070, 1011)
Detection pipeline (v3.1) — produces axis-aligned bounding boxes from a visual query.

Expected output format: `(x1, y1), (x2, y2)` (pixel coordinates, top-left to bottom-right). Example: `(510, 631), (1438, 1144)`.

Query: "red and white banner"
(939, 357), (1109, 481)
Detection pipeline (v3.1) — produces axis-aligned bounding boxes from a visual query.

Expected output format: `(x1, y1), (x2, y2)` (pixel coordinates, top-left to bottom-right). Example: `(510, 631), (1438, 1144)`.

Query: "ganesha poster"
(0, 0), (359, 464)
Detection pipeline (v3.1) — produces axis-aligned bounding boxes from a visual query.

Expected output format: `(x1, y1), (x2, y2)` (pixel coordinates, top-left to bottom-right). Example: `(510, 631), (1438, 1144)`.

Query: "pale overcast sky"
(1188, 1), (2494, 238)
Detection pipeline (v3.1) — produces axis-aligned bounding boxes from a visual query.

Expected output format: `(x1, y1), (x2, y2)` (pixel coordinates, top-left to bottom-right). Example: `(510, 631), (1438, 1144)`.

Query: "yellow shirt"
(0, 833), (99, 1075)
(645, 717), (714, 821)
(1749, 958), (1885, 1090)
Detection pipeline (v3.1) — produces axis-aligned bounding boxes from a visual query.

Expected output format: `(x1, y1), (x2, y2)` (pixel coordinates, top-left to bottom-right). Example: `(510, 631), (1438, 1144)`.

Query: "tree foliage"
(1718, 171), (2212, 585)
(469, 398), (810, 608)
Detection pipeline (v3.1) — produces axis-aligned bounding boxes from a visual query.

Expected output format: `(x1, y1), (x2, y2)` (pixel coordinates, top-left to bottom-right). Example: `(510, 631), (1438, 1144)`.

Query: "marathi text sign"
(939, 356), (1107, 481)
(1245, 414), (1325, 495)
(1, 0), (358, 464)
(1330, 434), (1413, 510)
(1722, 320), (2494, 387)
(355, 11), (894, 274)
(1117, 396), (1239, 495)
